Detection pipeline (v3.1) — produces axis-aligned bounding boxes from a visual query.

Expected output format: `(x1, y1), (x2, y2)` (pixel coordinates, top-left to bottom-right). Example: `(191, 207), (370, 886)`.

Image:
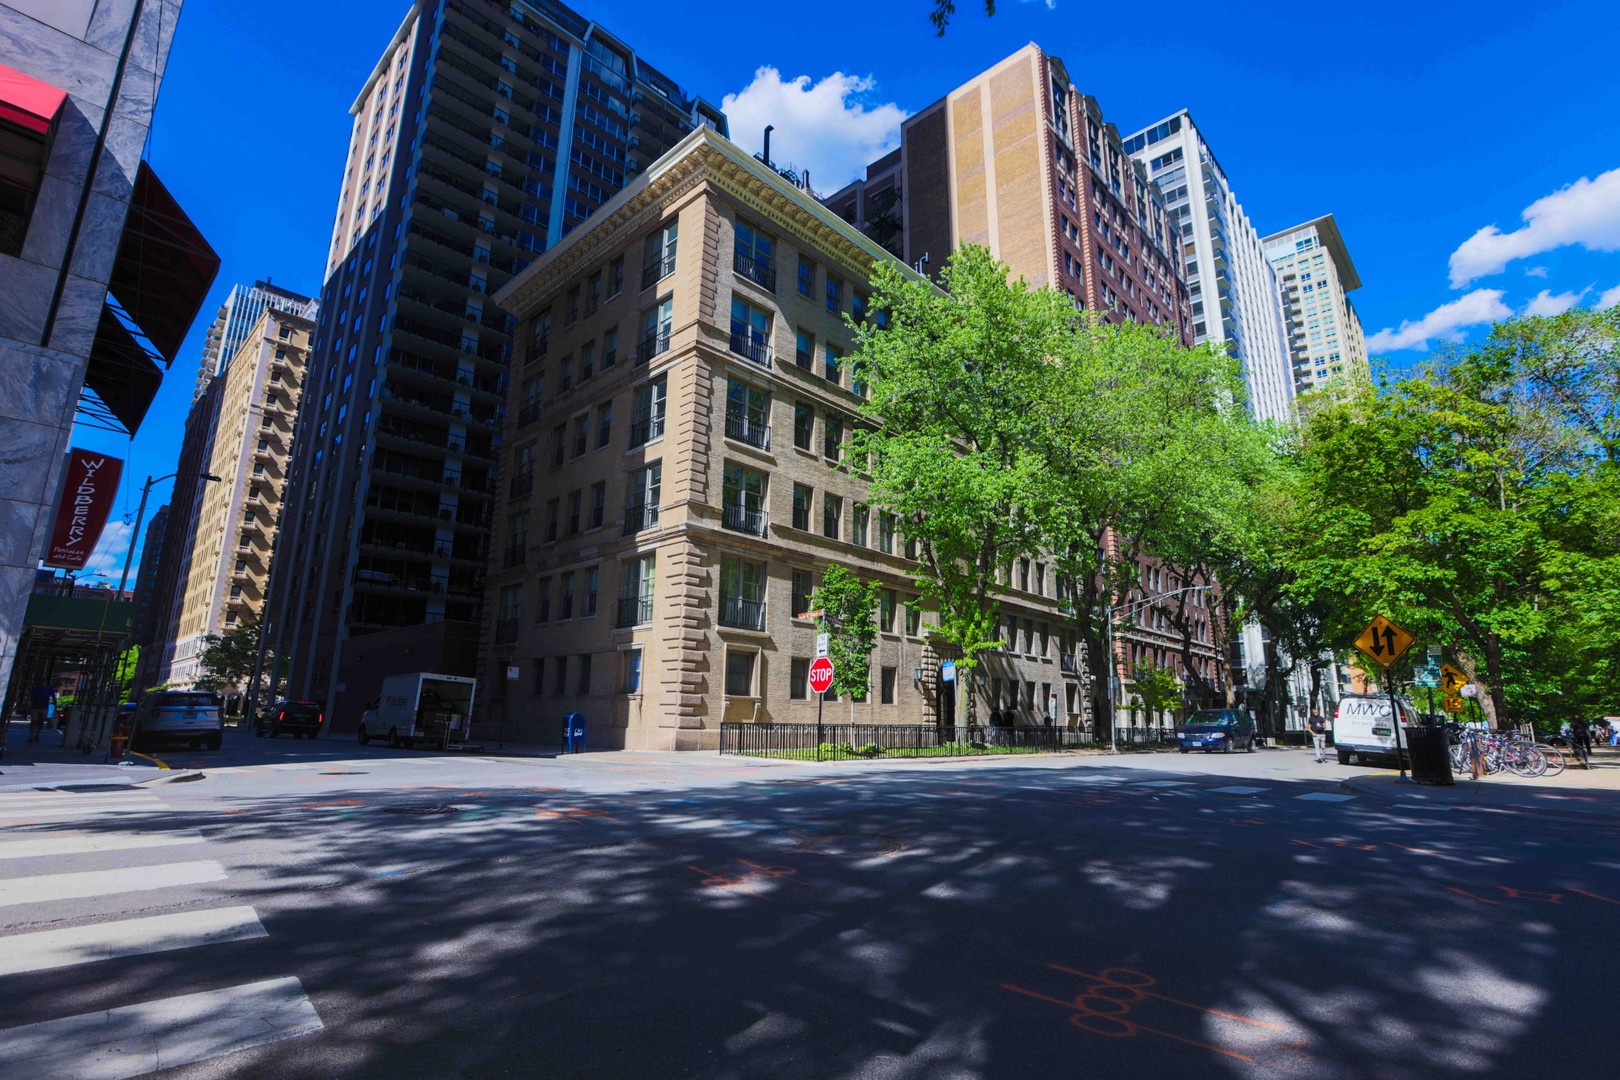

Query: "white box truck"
(1332, 692), (1419, 765)
(358, 673), (478, 749)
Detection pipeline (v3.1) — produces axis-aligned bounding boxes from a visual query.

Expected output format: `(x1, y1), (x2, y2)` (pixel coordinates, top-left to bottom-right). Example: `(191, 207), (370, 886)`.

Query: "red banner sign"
(44, 449), (124, 570)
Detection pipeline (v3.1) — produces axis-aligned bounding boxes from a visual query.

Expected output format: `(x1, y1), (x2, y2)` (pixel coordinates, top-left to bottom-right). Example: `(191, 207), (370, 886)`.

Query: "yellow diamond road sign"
(1440, 663), (1469, 695)
(1354, 615), (1416, 668)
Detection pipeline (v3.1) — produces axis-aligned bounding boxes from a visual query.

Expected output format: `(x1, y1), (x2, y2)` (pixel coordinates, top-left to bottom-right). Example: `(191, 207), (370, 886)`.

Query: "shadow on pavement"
(10, 760), (1618, 1079)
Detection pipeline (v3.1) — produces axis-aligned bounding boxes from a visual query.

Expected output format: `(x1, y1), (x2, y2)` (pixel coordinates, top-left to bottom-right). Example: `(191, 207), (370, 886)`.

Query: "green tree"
(1130, 662), (1182, 725)
(929, 1), (996, 35)
(197, 609), (263, 694)
(1032, 317), (1261, 741)
(112, 644), (140, 702)
(1293, 310), (1620, 727)
(849, 245), (1064, 724)
(808, 566), (883, 713)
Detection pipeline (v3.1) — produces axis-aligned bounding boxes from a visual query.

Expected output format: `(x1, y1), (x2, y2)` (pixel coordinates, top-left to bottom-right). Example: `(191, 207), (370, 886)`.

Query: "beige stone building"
(163, 308), (313, 689)
(485, 127), (1106, 750)
(1262, 215), (1369, 396)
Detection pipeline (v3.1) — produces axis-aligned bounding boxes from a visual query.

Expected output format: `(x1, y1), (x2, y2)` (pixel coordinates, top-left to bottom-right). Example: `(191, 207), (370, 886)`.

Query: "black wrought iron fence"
(719, 722), (1117, 761)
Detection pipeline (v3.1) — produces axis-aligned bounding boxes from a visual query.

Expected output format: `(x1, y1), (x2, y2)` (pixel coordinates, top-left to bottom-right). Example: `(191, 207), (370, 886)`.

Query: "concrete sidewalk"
(0, 719), (166, 792)
(1342, 745), (1620, 822)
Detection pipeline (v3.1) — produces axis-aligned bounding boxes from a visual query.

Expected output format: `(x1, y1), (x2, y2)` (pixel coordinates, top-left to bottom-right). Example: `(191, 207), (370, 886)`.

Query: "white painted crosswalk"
(0, 791), (324, 1076)
(0, 976), (322, 1080)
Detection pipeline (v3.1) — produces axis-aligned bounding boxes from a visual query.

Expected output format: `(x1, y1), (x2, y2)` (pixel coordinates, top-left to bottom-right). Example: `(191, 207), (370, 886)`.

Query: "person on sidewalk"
(27, 684), (54, 742)
(1307, 711), (1329, 763)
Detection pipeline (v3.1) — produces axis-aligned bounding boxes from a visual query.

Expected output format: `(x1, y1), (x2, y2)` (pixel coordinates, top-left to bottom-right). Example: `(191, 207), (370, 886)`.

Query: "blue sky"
(70, 0), (1620, 582)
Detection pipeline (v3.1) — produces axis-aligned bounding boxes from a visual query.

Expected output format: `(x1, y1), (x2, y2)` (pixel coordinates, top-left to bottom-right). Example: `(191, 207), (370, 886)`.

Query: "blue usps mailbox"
(562, 712), (587, 754)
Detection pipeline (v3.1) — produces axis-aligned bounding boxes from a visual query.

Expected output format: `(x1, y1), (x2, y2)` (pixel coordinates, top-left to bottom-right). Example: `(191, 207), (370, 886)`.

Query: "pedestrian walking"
(28, 684), (54, 743)
(1307, 710), (1329, 763)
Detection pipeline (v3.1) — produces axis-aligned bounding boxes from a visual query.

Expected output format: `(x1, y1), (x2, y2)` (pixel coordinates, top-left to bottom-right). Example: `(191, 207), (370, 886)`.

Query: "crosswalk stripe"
(0, 794), (164, 810)
(1295, 792), (1356, 802)
(0, 802), (168, 822)
(0, 831), (204, 861)
(0, 860), (226, 908)
(0, 975), (322, 1078)
(0, 906), (267, 977)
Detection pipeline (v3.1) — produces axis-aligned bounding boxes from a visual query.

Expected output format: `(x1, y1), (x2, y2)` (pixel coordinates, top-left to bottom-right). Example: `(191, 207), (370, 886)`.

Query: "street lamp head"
(200, 473), (223, 482)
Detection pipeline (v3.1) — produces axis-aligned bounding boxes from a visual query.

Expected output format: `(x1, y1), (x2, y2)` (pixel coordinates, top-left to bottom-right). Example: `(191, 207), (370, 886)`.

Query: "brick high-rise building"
(265, 0), (726, 725)
(828, 43), (1192, 343)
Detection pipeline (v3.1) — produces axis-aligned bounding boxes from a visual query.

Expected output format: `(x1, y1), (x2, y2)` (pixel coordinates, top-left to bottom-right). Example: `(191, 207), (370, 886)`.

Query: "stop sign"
(808, 656), (835, 695)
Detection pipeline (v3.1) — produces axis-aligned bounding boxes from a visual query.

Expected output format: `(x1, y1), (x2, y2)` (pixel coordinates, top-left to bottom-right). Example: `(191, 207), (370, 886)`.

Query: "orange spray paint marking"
(1046, 966), (1284, 1031)
(1000, 982), (1256, 1062)
(1569, 888), (1619, 905)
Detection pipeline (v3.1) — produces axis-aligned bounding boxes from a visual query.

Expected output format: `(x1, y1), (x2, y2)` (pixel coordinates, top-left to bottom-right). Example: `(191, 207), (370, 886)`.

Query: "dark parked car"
(1177, 709), (1257, 754)
(255, 700), (323, 739)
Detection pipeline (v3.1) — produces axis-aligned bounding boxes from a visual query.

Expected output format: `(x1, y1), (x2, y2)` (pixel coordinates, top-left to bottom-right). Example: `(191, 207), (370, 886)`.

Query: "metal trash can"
(562, 712), (586, 754)
(1404, 725), (1453, 785)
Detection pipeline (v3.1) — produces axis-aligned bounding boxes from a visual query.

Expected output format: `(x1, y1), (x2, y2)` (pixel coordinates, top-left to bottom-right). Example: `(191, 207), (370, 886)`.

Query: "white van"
(1332, 693), (1419, 765)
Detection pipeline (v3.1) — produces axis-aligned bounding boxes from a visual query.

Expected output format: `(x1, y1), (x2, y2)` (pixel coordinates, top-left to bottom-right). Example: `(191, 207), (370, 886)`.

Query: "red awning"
(0, 62), (67, 135)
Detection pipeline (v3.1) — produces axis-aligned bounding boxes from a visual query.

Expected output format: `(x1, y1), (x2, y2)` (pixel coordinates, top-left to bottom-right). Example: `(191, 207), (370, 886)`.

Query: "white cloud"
(1524, 266), (1549, 278)
(1599, 284), (1620, 310)
(74, 519), (133, 584)
(1522, 287), (1589, 317)
(1365, 289), (1513, 352)
(1448, 167), (1620, 287)
(721, 67), (908, 193)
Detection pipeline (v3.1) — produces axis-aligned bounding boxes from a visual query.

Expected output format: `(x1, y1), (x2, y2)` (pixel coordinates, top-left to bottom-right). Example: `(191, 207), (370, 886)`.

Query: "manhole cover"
(384, 805), (461, 815)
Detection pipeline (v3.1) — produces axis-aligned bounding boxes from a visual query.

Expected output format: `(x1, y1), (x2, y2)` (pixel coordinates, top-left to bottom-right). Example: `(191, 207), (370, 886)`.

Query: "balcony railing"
(719, 595), (765, 631)
(501, 545), (526, 569)
(637, 322), (671, 364)
(623, 501), (658, 535)
(617, 595), (653, 627)
(721, 502), (766, 536)
(494, 618), (519, 644)
(508, 470), (534, 498)
(517, 401), (542, 428)
(642, 247), (676, 290)
(629, 410), (665, 445)
(733, 249), (776, 292)
(728, 330), (772, 368)
(724, 411), (769, 448)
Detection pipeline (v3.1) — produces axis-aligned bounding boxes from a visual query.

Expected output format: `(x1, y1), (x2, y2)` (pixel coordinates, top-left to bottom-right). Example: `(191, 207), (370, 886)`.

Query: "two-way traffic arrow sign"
(1354, 615), (1415, 669)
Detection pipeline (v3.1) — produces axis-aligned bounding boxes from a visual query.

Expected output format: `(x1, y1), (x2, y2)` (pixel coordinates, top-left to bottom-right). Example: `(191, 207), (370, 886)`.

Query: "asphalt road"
(1, 732), (1616, 1079)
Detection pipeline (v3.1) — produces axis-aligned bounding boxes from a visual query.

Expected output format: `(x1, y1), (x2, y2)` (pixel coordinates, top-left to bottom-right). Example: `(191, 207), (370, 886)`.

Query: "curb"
(135, 770), (205, 786)
(1340, 772), (1620, 825)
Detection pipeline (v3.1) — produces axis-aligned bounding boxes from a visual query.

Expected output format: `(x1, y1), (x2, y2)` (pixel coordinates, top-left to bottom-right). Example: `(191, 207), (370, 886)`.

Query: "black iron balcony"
(724, 411), (770, 449)
(494, 618), (519, 644)
(629, 409), (665, 445)
(617, 595), (653, 627)
(728, 330), (772, 368)
(719, 595), (765, 631)
(623, 501), (658, 535)
(642, 248), (676, 290)
(733, 248), (776, 291)
(517, 402), (542, 428)
(508, 470), (534, 498)
(637, 322), (671, 364)
(722, 501), (766, 536)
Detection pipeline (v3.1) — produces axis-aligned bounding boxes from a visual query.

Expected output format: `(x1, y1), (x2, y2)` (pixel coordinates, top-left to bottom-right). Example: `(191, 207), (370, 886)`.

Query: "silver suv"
(133, 691), (223, 752)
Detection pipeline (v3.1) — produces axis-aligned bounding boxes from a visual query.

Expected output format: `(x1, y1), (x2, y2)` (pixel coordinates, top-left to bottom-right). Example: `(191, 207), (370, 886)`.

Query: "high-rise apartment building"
(129, 503), (169, 649)
(0, 1), (217, 706)
(482, 127), (1127, 749)
(193, 279), (320, 402)
(1262, 215), (1368, 396)
(828, 44), (1192, 342)
(266, 0), (726, 722)
(159, 307), (314, 689)
(1123, 112), (1293, 422)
